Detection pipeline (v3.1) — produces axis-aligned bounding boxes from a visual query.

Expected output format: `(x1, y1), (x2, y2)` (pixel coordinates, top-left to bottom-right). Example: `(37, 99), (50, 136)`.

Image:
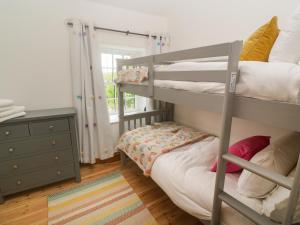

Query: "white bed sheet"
(154, 61), (300, 103)
(156, 61), (228, 71)
(151, 136), (263, 225)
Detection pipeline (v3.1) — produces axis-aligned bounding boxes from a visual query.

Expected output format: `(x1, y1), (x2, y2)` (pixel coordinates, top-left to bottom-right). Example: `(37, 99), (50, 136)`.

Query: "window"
(101, 47), (145, 118)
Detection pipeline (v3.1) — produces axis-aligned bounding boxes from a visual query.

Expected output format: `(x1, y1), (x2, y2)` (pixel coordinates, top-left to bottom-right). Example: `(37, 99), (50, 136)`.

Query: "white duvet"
(151, 136), (263, 225)
(154, 61), (300, 103)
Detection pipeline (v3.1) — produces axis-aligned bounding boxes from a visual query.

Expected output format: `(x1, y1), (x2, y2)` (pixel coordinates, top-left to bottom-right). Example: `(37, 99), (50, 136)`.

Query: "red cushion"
(210, 136), (271, 173)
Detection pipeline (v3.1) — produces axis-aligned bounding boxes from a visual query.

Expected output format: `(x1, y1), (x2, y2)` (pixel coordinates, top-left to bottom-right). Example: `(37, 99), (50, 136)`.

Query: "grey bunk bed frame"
(117, 41), (300, 225)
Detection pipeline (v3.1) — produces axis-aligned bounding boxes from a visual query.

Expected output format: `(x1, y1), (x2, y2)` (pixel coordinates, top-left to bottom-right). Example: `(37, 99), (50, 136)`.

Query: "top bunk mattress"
(118, 61), (300, 104)
(156, 61), (228, 71)
(155, 61), (300, 103)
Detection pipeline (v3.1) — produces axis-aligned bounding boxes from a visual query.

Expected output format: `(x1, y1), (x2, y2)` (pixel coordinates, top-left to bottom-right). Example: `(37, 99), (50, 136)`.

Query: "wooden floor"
(0, 160), (201, 225)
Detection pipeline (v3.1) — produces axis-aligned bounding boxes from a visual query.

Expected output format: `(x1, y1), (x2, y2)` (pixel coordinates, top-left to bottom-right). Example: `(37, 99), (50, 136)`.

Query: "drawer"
(29, 119), (69, 136)
(0, 163), (75, 194)
(0, 124), (29, 141)
(0, 149), (74, 177)
(0, 133), (71, 160)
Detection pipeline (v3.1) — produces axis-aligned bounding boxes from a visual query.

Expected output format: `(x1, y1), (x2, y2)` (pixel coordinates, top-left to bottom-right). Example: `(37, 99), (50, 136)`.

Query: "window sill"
(110, 114), (119, 124)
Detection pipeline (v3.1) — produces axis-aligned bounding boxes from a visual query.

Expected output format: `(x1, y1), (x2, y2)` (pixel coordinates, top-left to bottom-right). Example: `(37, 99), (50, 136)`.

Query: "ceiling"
(88, 0), (174, 16)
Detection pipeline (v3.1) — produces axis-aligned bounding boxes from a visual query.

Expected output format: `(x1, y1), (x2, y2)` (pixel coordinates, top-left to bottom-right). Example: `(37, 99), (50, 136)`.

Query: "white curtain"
(68, 20), (114, 163)
(146, 33), (171, 110)
(146, 33), (170, 55)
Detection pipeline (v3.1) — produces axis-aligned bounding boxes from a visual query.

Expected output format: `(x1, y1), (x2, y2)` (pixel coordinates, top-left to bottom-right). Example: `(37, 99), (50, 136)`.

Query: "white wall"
(168, 0), (300, 50)
(168, 0), (300, 142)
(0, 0), (168, 110)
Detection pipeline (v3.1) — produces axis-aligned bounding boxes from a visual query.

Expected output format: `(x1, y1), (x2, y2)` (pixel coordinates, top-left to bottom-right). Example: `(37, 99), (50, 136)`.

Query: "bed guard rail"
(118, 107), (171, 165)
(154, 41), (242, 85)
(117, 56), (154, 97)
(117, 41), (243, 93)
(123, 109), (168, 131)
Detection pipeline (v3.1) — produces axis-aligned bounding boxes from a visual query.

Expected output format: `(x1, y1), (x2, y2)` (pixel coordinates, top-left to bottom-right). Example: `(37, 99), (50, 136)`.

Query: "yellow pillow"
(240, 16), (279, 61)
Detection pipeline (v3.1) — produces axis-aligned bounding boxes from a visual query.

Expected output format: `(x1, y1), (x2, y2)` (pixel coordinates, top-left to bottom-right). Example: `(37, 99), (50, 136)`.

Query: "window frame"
(100, 46), (145, 117)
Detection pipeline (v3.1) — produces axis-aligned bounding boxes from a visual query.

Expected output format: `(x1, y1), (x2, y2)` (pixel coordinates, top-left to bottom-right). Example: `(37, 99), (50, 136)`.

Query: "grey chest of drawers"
(0, 107), (81, 203)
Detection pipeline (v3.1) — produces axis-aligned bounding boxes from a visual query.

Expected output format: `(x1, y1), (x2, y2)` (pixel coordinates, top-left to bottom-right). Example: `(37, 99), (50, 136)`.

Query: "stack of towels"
(0, 99), (26, 123)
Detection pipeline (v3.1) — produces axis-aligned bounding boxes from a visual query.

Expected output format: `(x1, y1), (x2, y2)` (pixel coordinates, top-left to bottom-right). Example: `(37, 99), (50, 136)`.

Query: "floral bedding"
(116, 67), (148, 83)
(116, 122), (211, 176)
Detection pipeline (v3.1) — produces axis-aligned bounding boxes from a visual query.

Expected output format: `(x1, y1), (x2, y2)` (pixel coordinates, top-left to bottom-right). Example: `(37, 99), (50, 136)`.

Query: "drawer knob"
(49, 125), (55, 130)
(8, 148), (14, 153)
(57, 171), (61, 175)
(55, 156), (59, 160)
(16, 180), (22, 185)
(13, 164), (19, 169)
(5, 131), (11, 136)
(51, 140), (56, 145)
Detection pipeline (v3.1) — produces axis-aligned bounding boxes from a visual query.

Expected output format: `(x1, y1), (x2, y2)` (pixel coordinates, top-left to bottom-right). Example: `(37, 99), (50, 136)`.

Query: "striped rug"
(48, 172), (157, 225)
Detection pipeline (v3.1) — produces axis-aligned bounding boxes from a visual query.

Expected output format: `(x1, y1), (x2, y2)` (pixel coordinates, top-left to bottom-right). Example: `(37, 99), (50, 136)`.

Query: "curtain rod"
(67, 22), (161, 39)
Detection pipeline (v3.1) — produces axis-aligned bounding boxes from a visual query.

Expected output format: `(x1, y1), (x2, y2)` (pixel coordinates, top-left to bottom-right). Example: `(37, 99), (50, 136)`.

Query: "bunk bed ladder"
(211, 154), (300, 225)
(283, 158), (300, 225)
(211, 42), (300, 225)
(221, 153), (300, 224)
(210, 40), (241, 225)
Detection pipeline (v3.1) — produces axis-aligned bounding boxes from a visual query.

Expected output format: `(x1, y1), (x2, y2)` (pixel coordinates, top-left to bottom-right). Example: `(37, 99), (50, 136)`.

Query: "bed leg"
(200, 220), (210, 225)
(120, 151), (127, 166)
(117, 82), (126, 167)
(0, 195), (4, 204)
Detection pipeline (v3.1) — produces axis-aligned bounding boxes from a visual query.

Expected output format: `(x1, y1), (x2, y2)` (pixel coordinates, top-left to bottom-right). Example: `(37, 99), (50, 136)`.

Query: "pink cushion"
(210, 136), (271, 173)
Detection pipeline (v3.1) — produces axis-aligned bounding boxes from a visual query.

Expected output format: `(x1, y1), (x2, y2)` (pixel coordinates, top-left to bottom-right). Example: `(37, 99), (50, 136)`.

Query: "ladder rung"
(219, 192), (280, 225)
(222, 153), (293, 190)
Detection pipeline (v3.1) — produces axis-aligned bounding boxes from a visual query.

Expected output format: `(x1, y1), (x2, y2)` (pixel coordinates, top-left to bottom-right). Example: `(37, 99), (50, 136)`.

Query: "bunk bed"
(116, 41), (300, 225)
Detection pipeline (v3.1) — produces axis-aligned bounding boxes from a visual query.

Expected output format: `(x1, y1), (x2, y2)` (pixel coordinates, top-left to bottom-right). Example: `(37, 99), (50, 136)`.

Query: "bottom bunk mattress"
(116, 122), (211, 176)
(151, 136), (263, 225)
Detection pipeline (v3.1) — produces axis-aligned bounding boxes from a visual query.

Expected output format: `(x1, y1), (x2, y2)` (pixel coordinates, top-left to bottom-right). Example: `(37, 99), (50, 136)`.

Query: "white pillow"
(269, 5), (300, 63)
(238, 133), (300, 198)
(269, 30), (300, 63)
(263, 168), (300, 223)
(287, 4), (300, 32)
(189, 136), (219, 168)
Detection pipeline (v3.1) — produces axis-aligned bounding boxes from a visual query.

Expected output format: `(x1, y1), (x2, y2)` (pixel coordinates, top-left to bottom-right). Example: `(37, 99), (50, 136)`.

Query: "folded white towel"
(0, 111), (26, 123)
(0, 106), (13, 113)
(0, 106), (25, 118)
(0, 99), (14, 108)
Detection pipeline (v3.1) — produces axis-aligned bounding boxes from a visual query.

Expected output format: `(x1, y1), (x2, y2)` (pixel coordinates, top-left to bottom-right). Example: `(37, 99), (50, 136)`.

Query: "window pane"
(101, 53), (112, 68)
(113, 54), (122, 68)
(107, 98), (117, 114)
(125, 92), (135, 98)
(112, 70), (118, 81)
(101, 50), (144, 116)
(105, 83), (115, 99)
(125, 97), (135, 111)
(102, 68), (113, 83)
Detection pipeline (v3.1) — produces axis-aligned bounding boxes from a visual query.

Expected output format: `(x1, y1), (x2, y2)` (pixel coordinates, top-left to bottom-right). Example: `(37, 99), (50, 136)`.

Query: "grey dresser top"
(1, 107), (76, 124)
